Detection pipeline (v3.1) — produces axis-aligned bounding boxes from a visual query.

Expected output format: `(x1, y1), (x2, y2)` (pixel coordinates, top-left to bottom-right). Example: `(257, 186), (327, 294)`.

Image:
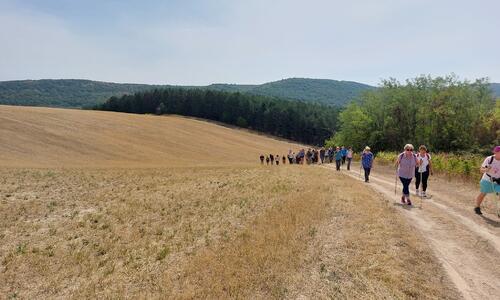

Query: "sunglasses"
(405, 149), (412, 151)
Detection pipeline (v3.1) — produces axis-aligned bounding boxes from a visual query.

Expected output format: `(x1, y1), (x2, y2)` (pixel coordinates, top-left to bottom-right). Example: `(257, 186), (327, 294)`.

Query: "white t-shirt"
(416, 153), (431, 173)
(481, 156), (500, 181)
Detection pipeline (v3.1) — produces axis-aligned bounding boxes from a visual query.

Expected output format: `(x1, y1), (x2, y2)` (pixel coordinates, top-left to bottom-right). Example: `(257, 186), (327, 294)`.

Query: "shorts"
(479, 179), (500, 193)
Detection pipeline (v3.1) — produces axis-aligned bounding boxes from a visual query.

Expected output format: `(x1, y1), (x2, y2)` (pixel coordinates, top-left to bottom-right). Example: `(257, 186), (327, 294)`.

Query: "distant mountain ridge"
(0, 79), (166, 108)
(209, 78), (376, 106)
(0, 78), (498, 108)
(491, 83), (500, 98)
(0, 78), (375, 108)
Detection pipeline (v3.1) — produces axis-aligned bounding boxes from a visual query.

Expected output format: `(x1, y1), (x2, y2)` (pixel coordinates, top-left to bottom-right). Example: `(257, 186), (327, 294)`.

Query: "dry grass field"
(0, 105), (303, 168)
(0, 106), (459, 299)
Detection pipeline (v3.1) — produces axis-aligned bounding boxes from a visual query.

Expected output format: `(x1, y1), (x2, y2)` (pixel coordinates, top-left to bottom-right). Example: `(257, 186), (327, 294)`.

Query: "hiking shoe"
(401, 196), (406, 204)
(406, 199), (412, 206)
(474, 207), (482, 215)
(422, 191), (427, 198)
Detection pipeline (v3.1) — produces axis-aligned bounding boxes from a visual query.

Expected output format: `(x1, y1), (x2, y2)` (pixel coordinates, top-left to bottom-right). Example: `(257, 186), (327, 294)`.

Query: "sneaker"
(406, 199), (412, 206)
(416, 189), (420, 196)
(422, 191), (427, 198)
(401, 196), (406, 204)
(474, 207), (482, 215)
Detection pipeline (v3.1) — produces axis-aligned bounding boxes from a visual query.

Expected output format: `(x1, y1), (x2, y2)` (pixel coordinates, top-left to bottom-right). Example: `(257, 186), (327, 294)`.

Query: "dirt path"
(323, 163), (500, 300)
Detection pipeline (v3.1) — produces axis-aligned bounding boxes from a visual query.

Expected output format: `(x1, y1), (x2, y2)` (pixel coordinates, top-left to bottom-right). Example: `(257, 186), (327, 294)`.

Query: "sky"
(1, 0), (499, 86)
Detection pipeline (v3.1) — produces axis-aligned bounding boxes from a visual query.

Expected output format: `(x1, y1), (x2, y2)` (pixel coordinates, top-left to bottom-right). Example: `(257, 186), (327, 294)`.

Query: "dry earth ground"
(0, 106), (459, 298)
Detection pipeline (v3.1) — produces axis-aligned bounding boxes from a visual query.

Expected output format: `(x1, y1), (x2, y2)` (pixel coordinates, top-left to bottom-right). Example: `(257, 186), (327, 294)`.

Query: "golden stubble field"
(0, 106), (459, 298)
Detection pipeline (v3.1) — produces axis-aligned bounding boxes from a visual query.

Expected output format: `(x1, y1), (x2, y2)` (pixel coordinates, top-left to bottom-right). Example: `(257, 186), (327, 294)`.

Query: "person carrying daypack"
(396, 144), (420, 206)
(415, 145), (433, 197)
(282, 155), (286, 165)
(474, 146), (500, 215)
(260, 154), (265, 164)
(266, 156), (270, 165)
(275, 155), (280, 165)
(270, 154), (274, 165)
(361, 146), (373, 182)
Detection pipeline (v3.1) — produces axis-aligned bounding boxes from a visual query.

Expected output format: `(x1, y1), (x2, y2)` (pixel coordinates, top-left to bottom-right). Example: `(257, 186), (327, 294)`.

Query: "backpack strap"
(489, 155), (494, 165)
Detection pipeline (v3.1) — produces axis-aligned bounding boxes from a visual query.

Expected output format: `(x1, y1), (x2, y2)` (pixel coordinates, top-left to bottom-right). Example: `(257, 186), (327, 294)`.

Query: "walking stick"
(394, 169), (398, 195)
(496, 192), (500, 218)
(419, 170), (424, 209)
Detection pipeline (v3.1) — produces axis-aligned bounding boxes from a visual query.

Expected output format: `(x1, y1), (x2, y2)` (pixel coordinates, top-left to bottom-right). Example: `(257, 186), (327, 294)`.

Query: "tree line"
(94, 88), (340, 145)
(328, 75), (499, 153)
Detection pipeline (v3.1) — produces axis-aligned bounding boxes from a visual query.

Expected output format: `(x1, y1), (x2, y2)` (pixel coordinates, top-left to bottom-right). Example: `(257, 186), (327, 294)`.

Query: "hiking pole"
(496, 193), (500, 218)
(419, 170), (423, 209)
(394, 169), (398, 195)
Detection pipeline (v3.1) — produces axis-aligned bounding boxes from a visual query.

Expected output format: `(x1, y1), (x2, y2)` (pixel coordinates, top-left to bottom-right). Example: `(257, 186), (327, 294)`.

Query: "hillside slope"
(0, 78), (375, 108)
(0, 105), (462, 299)
(2, 79), (498, 108)
(0, 105), (304, 168)
(0, 79), (165, 107)
(248, 78), (375, 105)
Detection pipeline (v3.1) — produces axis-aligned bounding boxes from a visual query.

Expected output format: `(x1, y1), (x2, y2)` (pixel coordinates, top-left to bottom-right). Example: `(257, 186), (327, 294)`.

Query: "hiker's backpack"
(487, 155), (495, 166)
(399, 152), (417, 161)
(485, 155), (500, 184)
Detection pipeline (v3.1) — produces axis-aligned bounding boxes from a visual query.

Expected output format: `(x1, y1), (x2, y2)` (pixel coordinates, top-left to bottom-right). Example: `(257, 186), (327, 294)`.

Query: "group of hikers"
(260, 144), (500, 216)
(260, 146), (357, 170)
(392, 143), (500, 214)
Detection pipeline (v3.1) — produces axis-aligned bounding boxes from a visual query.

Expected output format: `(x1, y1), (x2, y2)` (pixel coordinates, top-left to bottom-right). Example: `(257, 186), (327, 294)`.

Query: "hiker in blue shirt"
(341, 146), (347, 165)
(361, 146), (374, 182)
(335, 146), (343, 171)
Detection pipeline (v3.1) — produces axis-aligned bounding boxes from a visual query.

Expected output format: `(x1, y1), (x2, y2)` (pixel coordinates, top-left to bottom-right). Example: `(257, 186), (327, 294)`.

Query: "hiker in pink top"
(395, 144), (420, 206)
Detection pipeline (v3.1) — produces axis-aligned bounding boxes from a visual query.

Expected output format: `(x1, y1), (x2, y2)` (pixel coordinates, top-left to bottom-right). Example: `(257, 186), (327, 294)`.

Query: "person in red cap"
(474, 145), (500, 215)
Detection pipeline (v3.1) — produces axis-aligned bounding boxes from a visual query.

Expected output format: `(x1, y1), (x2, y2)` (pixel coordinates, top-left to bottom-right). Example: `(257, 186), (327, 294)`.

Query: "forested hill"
(2, 78), (498, 109)
(206, 78), (376, 105)
(491, 83), (500, 98)
(0, 78), (375, 108)
(0, 79), (165, 108)
(245, 78), (375, 105)
(95, 88), (340, 145)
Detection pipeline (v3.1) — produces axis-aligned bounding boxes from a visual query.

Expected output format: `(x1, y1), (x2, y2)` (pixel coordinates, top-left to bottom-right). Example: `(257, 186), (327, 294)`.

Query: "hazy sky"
(1, 0), (499, 85)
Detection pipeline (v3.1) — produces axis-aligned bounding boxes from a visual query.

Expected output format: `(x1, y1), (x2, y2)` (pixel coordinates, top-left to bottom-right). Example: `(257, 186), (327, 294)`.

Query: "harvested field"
(0, 106), (459, 298)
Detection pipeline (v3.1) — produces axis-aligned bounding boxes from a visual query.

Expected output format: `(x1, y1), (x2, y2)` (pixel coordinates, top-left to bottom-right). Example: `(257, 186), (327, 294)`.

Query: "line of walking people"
(260, 143), (500, 215)
(259, 146), (356, 169)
